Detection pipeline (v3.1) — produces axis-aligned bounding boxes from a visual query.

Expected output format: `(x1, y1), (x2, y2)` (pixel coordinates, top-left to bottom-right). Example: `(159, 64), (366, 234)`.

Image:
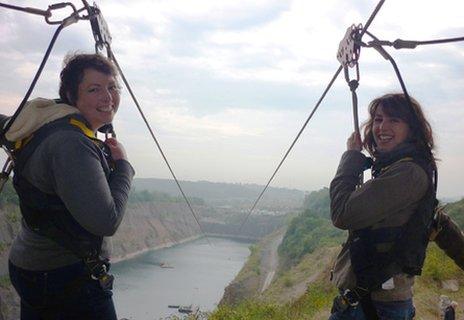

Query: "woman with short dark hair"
(329, 93), (436, 319)
(6, 53), (134, 319)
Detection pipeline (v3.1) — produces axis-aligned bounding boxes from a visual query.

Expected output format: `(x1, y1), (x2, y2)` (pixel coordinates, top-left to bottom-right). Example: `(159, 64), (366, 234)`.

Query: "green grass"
(422, 242), (462, 281)
(235, 244), (261, 282)
(211, 195), (464, 320)
(0, 275), (11, 288)
(210, 278), (336, 320)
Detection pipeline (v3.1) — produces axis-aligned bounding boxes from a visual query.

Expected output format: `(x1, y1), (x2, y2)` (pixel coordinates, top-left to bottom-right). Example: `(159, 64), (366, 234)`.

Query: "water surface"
(112, 237), (251, 320)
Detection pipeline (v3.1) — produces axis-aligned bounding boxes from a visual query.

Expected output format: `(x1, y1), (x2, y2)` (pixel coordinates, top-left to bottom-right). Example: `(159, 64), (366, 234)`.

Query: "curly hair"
(59, 53), (118, 106)
(362, 93), (435, 164)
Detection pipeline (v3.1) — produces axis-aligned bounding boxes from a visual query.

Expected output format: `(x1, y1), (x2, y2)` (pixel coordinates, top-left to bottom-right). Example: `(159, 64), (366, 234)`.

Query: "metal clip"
(87, 3), (112, 54)
(342, 289), (360, 307)
(45, 2), (78, 25)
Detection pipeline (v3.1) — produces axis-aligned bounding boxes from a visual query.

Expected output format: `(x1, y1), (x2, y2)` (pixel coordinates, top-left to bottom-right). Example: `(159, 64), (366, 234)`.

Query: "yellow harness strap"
(14, 118), (96, 151)
(69, 118), (96, 139)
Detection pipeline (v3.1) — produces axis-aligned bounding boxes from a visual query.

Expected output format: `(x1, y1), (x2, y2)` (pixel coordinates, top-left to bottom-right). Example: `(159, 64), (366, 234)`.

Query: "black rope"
(0, 2), (50, 17)
(415, 36), (464, 46)
(365, 36), (464, 50)
(1, 24), (66, 143)
(107, 49), (212, 246)
(365, 31), (411, 99)
(238, 65), (343, 231)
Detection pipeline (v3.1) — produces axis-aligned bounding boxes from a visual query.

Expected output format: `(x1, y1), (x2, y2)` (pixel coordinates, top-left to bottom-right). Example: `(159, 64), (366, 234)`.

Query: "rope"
(238, 65), (343, 231)
(365, 36), (464, 50)
(108, 49), (212, 246)
(365, 31), (411, 99)
(0, 3), (50, 17)
(1, 23), (67, 143)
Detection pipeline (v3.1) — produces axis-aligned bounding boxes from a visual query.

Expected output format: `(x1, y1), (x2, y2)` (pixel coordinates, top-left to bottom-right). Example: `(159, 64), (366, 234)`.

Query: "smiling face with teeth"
(372, 105), (411, 153)
(75, 68), (120, 132)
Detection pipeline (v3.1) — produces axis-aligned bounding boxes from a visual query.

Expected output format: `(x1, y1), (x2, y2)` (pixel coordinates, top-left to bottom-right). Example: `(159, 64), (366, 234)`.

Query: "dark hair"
(362, 93), (435, 164)
(59, 53), (118, 105)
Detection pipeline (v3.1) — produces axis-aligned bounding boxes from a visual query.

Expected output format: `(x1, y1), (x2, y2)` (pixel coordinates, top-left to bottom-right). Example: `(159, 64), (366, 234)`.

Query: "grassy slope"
(211, 243), (464, 320)
(211, 193), (464, 319)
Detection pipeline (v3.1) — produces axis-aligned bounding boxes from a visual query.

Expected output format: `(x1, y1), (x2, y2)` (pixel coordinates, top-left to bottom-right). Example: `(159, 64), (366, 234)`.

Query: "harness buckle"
(86, 257), (114, 290)
(341, 289), (360, 307)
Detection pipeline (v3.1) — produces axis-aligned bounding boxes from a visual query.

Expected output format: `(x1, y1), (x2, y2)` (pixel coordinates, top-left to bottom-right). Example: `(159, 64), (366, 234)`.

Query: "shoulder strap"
(13, 116), (94, 170)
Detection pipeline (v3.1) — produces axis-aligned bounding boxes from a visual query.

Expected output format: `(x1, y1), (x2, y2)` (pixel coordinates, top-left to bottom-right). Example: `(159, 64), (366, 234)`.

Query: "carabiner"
(45, 2), (78, 25)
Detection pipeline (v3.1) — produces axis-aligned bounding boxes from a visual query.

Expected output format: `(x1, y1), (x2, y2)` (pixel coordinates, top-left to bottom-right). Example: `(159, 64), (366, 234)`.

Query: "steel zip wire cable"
(414, 36), (464, 46)
(238, 65), (343, 231)
(238, 0), (387, 231)
(108, 49), (212, 246)
(358, 0), (385, 39)
(367, 36), (464, 49)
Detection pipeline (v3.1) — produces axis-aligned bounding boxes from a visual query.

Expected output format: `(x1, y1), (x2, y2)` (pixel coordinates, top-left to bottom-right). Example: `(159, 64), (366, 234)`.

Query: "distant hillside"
(133, 178), (305, 208)
(279, 187), (344, 266)
(446, 198), (464, 228)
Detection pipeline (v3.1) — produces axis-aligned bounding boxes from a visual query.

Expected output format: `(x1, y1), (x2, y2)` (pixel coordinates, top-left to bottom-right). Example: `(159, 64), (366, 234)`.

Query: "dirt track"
(260, 231), (284, 292)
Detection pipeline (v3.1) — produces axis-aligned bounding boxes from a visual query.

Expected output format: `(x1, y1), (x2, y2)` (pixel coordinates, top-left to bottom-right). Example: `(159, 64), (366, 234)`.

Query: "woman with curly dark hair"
(328, 93), (436, 320)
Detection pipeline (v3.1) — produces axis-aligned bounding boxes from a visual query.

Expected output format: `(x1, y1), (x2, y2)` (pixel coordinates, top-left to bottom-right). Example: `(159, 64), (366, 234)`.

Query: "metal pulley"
(337, 24), (363, 68)
(86, 3), (112, 55)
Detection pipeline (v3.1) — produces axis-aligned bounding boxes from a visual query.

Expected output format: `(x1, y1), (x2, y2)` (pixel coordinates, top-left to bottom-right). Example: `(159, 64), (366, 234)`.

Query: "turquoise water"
(112, 237), (252, 320)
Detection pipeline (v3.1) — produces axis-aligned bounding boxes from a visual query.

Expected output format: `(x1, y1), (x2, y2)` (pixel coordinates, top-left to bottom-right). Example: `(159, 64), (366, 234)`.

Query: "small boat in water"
(168, 304), (199, 314)
(159, 262), (174, 268)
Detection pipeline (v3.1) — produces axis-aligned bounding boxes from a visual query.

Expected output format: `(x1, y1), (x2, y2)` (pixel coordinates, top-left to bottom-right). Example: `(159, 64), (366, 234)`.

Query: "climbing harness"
(239, 0), (463, 229)
(0, 1), (209, 244)
(11, 115), (114, 289)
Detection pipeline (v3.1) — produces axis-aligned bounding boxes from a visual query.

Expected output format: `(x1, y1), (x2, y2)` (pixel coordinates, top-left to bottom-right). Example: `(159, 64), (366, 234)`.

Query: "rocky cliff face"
(0, 200), (286, 320)
(0, 202), (204, 320)
(111, 202), (203, 260)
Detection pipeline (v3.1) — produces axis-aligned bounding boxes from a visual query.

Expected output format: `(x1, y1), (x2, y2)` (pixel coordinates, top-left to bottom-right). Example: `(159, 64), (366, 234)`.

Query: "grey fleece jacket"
(8, 115), (135, 271)
(330, 150), (428, 302)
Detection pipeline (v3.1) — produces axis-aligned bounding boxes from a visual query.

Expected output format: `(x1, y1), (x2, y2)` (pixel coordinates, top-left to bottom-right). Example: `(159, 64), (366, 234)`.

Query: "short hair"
(59, 53), (118, 105)
(362, 93), (435, 164)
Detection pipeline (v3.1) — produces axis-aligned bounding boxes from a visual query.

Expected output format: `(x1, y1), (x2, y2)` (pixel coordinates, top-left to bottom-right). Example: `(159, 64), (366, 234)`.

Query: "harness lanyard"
(338, 24), (365, 185)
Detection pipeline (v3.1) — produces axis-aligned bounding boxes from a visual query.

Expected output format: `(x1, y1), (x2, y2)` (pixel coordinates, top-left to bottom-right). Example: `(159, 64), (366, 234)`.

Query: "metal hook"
(45, 2), (78, 25)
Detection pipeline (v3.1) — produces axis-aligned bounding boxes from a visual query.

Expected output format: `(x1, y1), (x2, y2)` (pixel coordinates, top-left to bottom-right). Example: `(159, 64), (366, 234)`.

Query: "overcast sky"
(1, 0), (463, 199)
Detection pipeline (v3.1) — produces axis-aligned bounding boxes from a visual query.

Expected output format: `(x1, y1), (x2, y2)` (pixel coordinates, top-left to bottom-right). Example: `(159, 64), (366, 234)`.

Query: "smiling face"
(75, 68), (120, 131)
(372, 105), (411, 153)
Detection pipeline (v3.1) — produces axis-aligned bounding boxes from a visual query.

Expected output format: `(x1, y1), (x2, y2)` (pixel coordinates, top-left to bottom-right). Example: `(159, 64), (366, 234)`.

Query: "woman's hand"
(347, 132), (362, 151)
(105, 137), (128, 161)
